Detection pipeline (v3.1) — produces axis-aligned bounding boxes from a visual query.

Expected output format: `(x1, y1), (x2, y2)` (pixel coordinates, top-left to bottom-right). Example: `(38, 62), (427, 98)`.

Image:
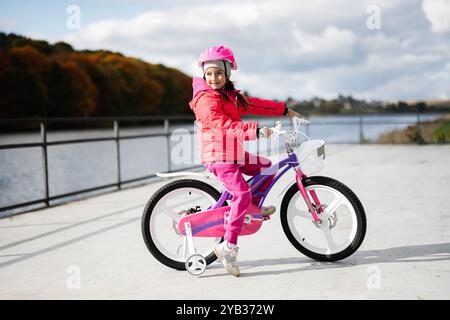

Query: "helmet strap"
(223, 60), (229, 79)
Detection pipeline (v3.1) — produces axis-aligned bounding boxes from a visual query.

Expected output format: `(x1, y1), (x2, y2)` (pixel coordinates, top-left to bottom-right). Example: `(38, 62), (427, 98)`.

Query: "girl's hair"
(223, 80), (250, 110)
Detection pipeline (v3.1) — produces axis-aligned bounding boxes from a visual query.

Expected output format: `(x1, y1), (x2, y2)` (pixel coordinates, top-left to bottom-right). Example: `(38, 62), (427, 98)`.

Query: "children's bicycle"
(141, 117), (366, 275)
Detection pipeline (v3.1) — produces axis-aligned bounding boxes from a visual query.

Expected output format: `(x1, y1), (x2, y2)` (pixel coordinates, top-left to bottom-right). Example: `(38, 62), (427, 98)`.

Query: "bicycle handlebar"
(259, 116), (310, 138)
(292, 116), (311, 128)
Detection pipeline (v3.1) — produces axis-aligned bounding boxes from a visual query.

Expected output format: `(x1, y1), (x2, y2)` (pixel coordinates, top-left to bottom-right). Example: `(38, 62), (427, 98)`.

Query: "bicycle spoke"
(167, 194), (205, 207)
(158, 200), (181, 222)
(322, 193), (344, 221)
(293, 197), (312, 219)
(320, 224), (339, 251)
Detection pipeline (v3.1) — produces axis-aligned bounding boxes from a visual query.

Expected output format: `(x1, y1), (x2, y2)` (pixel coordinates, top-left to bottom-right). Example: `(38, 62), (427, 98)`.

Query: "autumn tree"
(0, 32), (193, 119)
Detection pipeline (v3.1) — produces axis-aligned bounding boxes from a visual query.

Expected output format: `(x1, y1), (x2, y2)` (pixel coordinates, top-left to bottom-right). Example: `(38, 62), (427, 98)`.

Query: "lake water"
(0, 113), (443, 217)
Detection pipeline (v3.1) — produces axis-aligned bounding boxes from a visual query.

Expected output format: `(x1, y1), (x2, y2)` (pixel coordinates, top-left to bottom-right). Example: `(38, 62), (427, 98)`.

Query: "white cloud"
(422, 0), (450, 34)
(58, 0), (450, 101)
(291, 25), (357, 56)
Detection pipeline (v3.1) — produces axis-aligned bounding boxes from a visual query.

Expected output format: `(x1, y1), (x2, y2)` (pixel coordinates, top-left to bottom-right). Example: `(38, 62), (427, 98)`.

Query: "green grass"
(432, 120), (450, 143)
(378, 116), (450, 144)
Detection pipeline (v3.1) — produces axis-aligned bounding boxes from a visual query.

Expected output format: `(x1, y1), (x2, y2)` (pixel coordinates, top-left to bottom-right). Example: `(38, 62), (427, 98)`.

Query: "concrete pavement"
(0, 144), (449, 299)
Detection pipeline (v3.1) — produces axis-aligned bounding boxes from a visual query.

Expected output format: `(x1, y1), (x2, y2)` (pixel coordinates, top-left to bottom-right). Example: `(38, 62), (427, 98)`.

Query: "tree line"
(0, 32), (193, 119)
(287, 95), (450, 116)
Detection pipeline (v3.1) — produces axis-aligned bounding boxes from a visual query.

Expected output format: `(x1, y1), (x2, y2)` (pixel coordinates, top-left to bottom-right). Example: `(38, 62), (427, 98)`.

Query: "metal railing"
(0, 113), (447, 217)
(301, 113), (426, 144)
(0, 116), (199, 216)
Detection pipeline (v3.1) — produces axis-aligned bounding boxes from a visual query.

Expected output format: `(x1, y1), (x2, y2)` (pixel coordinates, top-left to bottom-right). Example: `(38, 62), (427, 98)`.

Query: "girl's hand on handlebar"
(286, 108), (302, 118)
(259, 127), (272, 138)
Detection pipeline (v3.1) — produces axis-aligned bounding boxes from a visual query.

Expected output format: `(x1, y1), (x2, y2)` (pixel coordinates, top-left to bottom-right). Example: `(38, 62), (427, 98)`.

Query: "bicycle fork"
(295, 171), (323, 223)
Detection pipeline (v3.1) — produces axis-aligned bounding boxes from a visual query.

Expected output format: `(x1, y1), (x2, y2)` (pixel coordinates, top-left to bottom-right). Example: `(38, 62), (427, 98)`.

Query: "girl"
(189, 45), (302, 276)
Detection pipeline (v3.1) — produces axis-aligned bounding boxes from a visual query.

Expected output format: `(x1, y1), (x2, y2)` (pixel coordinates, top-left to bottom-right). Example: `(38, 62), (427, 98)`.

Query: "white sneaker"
(261, 205), (276, 217)
(214, 242), (240, 277)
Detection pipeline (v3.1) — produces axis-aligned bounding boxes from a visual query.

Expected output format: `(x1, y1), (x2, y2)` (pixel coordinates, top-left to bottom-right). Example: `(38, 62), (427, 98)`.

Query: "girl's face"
(204, 67), (227, 90)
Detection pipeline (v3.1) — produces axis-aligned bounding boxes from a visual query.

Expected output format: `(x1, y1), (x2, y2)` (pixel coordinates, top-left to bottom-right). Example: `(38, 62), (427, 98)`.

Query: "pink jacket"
(189, 78), (286, 163)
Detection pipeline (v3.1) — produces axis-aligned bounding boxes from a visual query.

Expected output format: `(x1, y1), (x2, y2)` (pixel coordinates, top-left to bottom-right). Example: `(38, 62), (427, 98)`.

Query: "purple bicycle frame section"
(209, 152), (322, 222)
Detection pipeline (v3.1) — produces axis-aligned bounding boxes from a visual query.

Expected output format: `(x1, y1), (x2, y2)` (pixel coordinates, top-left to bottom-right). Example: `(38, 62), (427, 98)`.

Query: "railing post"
(305, 119), (310, 138)
(114, 121), (122, 190)
(40, 122), (50, 207)
(164, 119), (171, 172)
(416, 113), (421, 145)
(359, 115), (365, 144)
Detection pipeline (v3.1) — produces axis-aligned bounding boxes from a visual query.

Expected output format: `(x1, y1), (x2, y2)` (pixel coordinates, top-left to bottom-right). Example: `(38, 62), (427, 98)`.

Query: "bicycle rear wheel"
(141, 179), (224, 270)
(280, 176), (366, 261)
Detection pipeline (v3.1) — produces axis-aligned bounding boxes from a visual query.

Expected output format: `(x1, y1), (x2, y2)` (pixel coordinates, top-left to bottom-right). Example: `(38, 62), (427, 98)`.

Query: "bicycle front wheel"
(280, 176), (366, 262)
(141, 179), (224, 270)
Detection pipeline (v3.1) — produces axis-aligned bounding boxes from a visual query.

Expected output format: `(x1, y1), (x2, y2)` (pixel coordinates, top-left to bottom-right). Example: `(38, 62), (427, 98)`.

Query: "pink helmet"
(198, 45), (237, 70)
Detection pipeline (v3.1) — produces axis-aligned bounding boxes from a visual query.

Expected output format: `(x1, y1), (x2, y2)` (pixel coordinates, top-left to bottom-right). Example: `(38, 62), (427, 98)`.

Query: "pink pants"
(204, 152), (275, 245)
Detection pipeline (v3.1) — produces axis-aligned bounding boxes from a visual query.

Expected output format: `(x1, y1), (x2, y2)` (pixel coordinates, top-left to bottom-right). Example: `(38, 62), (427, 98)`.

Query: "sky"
(1, 0), (450, 102)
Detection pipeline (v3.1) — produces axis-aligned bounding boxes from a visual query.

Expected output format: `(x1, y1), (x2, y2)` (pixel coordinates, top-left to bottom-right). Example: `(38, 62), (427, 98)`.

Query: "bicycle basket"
(294, 139), (325, 175)
(284, 130), (304, 149)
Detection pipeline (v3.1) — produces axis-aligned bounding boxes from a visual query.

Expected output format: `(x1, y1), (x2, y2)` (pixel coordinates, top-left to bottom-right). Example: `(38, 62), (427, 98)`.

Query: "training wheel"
(185, 254), (207, 276)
